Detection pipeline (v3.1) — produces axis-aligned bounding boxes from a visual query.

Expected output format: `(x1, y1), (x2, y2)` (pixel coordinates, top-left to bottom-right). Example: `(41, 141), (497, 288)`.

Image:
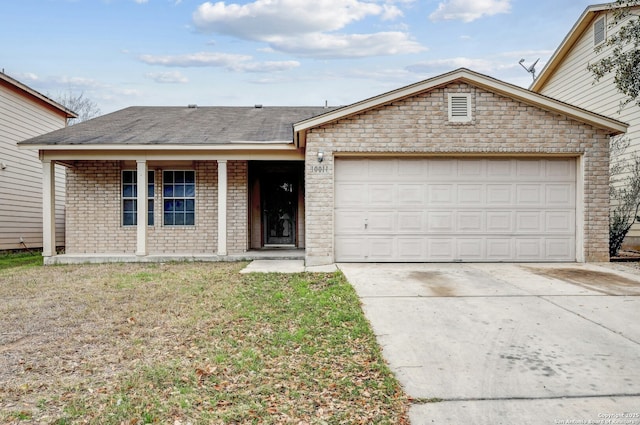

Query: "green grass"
(0, 262), (408, 424)
(0, 251), (42, 270)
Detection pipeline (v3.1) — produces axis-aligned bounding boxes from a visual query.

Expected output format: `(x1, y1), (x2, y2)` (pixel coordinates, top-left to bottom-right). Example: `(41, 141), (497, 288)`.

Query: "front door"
(262, 173), (297, 246)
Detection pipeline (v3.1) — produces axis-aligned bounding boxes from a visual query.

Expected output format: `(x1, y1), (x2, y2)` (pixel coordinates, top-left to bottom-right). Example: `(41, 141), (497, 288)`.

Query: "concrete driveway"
(338, 263), (640, 425)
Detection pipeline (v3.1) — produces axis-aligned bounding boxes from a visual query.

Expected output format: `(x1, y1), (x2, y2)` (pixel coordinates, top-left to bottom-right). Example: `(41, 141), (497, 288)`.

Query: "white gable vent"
(448, 93), (472, 123)
(594, 16), (605, 46)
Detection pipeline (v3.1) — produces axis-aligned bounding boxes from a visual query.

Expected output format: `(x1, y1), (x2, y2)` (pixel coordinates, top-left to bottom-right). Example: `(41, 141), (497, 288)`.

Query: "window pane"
(123, 184), (134, 198)
(175, 213), (185, 225)
(148, 184), (154, 198)
(185, 171), (195, 184)
(148, 200), (154, 226)
(148, 171), (155, 184)
(164, 200), (174, 212)
(123, 212), (136, 226)
(163, 171), (173, 184)
(164, 186), (174, 197)
(164, 213), (174, 226)
(123, 199), (136, 212)
(175, 184), (185, 197)
(175, 171), (185, 183)
(175, 199), (185, 211)
(185, 212), (195, 225)
(185, 184), (195, 197)
(186, 199), (195, 212)
(123, 171), (135, 184)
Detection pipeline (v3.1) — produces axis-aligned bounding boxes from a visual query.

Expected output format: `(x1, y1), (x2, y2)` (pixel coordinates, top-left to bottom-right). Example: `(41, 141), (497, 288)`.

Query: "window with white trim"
(122, 170), (155, 226)
(163, 170), (195, 226)
(594, 16), (605, 46)
(448, 93), (472, 123)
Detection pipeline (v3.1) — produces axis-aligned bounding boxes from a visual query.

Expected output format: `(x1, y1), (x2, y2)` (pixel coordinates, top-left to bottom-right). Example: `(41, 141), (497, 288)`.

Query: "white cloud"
(134, 0), (149, 3)
(429, 0), (511, 23)
(139, 51), (300, 72)
(270, 32), (425, 58)
(193, 0), (388, 38)
(145, 71), (189, 84)
(140, 51), (251, 67)
(191, 0), (422, 58)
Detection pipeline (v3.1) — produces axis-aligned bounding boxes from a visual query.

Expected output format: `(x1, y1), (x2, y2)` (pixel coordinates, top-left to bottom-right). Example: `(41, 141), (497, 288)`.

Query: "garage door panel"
(485, 239), (513, 260)
(546, 184), (575, 206)
(487, 185), (513, 205)
(515, 239), (543, 259)
(459, 160), (484, 177)
(429, 184), (454, 204)
(398, 159), (427, 178)
(335, 159), (367, 180)
(516, 211), (543, 232)
(369, 238), (395, 260)
(398, 184), (426, 205)
(457, 239), (484, 259)
(398, 211), (425, 232)
(517, 160), (544, 177)
(397, 238), (427, 259)
(547, 159), (575, 178)
(335, 158), (576, 262)
(487, 211), (513, 232)
(457, 211), (484, 232)
(368, 212), (395, 232)
(458, 184), (484, 205)
(427, 239), (455, 260)
(516, 185), (543, 205)
(428, 212), (454, 232)
(335, 237), (368, 261)
(487, 159), (512, 177)
(545, 211), (574, 233)
(546, 238), (574, 258)
(428, 160), (455, 179)
(335, 183), (367, 205)
(369, 184), (394, 205)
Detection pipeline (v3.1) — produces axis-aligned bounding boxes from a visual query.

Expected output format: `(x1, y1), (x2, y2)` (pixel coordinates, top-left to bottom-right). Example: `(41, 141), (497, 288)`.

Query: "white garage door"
(335, 158), (576, 262)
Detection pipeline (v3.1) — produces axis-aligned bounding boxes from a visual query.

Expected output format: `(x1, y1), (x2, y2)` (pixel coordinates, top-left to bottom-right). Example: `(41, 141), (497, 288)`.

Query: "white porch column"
(136, 160), (148, 256)
(42, 159), (56, 257)
(217, 160), (228, 256)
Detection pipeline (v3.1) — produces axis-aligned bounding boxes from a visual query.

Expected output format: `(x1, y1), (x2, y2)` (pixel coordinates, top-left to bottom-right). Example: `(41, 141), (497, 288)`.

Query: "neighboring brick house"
(531, 3), (640, 248)
(20, 69), (625, 265)
(0, 72), (76, 251)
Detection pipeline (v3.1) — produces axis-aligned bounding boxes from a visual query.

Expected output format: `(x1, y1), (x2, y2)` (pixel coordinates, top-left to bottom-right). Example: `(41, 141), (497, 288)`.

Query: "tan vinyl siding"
(538, 10), (640, 238)
(0, 82), (67, 250)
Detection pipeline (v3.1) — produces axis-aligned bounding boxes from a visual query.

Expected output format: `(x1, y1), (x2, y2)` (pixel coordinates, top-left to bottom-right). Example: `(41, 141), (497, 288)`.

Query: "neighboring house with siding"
(19, 68), (625, 265)
(531, 3), (640, 247)
(0, 72), (76, 251)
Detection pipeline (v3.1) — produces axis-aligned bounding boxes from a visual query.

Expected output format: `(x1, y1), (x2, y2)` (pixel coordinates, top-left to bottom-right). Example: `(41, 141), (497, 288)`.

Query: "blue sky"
(3, 0), (596, 114)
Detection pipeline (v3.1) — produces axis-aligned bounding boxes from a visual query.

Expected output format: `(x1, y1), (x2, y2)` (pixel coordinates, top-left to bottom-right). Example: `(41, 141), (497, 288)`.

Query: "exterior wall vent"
(448, 93), (472, 123)
(594, 16), (605, 46)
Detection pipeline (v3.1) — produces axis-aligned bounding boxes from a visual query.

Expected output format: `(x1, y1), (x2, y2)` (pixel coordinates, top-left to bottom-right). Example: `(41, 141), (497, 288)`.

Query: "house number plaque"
(310, 165), (330, 174)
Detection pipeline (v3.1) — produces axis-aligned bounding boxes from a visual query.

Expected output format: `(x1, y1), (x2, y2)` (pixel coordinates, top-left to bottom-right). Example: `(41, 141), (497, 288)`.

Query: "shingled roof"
(19, 105), (334, 146)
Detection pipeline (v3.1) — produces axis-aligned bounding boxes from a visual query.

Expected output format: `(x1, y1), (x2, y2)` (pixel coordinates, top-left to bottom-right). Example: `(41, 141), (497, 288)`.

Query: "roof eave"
(19, 142), (297, 151)
(294, 68), (627, 145)
(0, 72), (78, 119)
(531, 3), (622, 92)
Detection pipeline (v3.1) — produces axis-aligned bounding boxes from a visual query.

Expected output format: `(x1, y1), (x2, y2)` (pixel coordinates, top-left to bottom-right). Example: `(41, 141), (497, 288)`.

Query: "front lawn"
(0, 261), (408, 424)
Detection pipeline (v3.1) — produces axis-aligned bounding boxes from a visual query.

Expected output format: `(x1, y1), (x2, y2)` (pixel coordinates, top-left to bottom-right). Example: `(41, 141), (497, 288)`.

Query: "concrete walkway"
(240, 259), (337, 273)
(339, 263), (640, 425)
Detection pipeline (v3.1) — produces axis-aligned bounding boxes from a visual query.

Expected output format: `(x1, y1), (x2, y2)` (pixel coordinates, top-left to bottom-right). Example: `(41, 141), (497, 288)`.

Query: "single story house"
(19, 68), (626, 265)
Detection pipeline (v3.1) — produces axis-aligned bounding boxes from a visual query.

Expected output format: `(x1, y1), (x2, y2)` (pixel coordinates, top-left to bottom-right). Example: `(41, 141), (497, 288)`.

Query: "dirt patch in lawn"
(0, 262), (408, 424)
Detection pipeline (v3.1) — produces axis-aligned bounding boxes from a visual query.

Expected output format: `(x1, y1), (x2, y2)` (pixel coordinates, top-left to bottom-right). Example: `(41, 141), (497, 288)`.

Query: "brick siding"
(304, 82), (611, 264)
(66, 160), (248, 255)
